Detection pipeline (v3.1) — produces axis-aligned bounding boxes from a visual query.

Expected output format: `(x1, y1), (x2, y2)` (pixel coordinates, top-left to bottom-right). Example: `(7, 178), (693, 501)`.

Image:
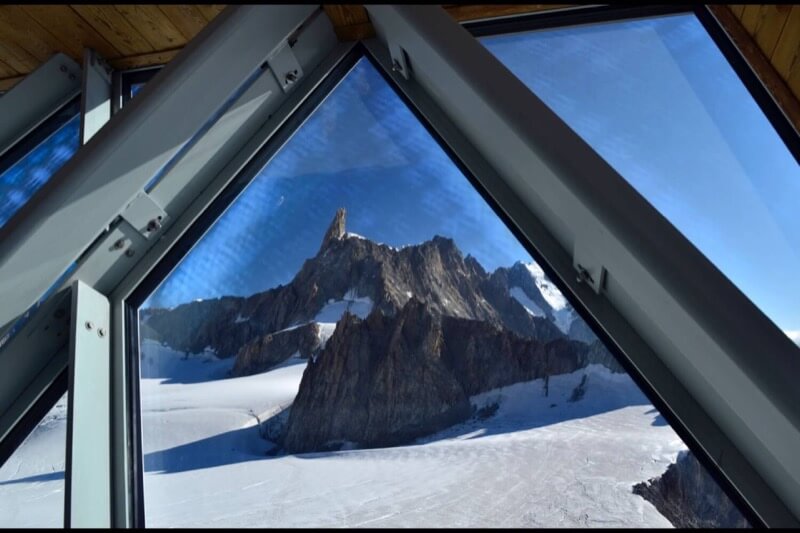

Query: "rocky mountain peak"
(320, 208), (347, 252)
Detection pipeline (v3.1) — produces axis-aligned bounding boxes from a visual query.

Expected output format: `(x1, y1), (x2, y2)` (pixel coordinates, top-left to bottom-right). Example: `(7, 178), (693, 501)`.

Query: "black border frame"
(122, 37), (767, 527)
(120, 67), (163, 109)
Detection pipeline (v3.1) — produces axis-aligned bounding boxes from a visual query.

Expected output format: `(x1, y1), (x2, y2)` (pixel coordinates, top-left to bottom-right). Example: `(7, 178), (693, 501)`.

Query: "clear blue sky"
(482, 13), (800, 335)
(147, 14), (799, 337)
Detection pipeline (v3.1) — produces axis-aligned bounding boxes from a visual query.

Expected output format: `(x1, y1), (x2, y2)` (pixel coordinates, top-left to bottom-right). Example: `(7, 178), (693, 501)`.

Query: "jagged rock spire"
(320, 208), (347, 252)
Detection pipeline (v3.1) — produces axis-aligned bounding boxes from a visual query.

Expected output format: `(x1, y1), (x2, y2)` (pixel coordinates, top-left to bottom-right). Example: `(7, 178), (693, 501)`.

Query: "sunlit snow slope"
(139, 340), (684, 528)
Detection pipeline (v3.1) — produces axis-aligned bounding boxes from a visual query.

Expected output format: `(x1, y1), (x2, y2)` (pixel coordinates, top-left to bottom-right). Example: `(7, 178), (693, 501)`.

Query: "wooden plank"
(739, 5), (792, 58)
(107, 47), (182, 71)
(729, 5), (746, 19)
(71, 5), (154, 56)
(0, 59), (17, 79)
(771, 5), (800, 78)
(114, 5), (186, 51)
(0, 74), (25, 92)
(444, 4), (573, 22)
(739, 5), (761, 34)
(322, 5), (369, 27)
(0, 6), (70, 63)
(709, 5), (800, 134)
(333, 22), (376, 42)
(21, 5), (120, 60)
(157, 5), (209, 42)
(0, 40), (39, 74)
(196, 5), (226, 22)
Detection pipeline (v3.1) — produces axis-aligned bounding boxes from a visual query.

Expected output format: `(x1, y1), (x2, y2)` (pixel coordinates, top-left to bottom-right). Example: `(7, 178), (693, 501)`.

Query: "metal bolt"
(146, 218), (162, 233)
(125, 249), (136, 258)
(85, 321), (94, 330)
(113, 238), (126, 250)
(97, 328), (106, 338)
(284, 70), (298, 85)
(575, 265), (593, 285)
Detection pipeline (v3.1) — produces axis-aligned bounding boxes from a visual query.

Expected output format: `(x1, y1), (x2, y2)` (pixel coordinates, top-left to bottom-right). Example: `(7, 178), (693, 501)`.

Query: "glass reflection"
(137, 57), (748, 528)
(482, 13), (800, 345)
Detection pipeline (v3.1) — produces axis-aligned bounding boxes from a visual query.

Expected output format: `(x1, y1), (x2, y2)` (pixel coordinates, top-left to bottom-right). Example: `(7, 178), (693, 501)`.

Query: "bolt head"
(97, 328), (106, 338)
(85, 321), (94, 330)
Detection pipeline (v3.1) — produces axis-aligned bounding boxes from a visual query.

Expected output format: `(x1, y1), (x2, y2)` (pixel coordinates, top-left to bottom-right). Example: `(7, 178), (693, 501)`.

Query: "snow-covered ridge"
(519, 262), (576, 334)
(523, 261), (568, 311)
(509, 286), (546, 317)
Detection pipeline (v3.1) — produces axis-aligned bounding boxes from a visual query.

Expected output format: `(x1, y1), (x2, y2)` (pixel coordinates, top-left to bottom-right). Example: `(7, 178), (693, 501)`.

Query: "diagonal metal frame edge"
(366, 4), (800, 525)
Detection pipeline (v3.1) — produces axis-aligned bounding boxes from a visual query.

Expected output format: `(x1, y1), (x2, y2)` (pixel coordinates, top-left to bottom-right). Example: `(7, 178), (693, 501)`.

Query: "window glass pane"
(130, 83), (145, 99)
(0, 112), (80, 229)
(481, 13), (800, 345)
(0, 393), (67, 528)
(137, 57), (748, 528)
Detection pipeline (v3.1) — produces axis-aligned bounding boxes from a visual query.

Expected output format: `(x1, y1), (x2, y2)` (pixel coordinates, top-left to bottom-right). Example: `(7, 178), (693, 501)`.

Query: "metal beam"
(0, 53), (81, 159)
(65, 280), (111, 527)
(366, 5), (800, 525)
(0, 5), (318, 337)
(0, 7), (338, 524)
(80, 49), (113, 145)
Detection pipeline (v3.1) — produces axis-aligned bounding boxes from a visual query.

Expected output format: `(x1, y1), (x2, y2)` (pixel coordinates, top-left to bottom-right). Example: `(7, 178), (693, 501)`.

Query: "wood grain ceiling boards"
(0, 5), (225, 90)
(0, 4), (798, 132)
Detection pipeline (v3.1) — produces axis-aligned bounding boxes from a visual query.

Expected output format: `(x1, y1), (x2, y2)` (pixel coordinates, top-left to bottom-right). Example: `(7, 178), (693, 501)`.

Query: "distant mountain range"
(142, 208), (621, 451)
(141, 208), (749, 528)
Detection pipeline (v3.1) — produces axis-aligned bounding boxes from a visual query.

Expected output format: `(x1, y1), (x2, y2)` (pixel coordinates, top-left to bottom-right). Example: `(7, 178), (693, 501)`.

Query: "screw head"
(113, 238), (126, 250)
(97, 328), (106, 338)
(85, 321), (94, 330)
(284, 71), (298, 85)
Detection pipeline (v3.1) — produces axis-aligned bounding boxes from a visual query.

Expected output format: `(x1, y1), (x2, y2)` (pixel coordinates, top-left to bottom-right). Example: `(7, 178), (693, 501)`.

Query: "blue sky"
(145, 14), (799, 336)
(482, 13), (800, 335)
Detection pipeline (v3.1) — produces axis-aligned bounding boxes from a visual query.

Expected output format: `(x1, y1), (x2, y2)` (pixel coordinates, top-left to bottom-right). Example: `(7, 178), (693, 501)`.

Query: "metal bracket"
(267, 39), (304, 93)
(573, 239), (606, 294)
(66, 280), (111, 527)
(80, 48), (112, 144)
(120, 192), (168, 240)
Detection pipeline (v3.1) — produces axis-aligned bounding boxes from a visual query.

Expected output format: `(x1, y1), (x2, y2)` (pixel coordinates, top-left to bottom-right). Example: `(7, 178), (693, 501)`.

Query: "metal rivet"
(146, 217), (162, 233)
(113, 238), (126, 250)
(85, 321), (94, 330)
(97, 328), (106, 338)
(125, 249), (135, 257)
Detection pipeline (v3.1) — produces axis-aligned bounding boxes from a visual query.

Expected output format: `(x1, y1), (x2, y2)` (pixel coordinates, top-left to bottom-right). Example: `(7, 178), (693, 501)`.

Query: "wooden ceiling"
(0, 5), (798, 132)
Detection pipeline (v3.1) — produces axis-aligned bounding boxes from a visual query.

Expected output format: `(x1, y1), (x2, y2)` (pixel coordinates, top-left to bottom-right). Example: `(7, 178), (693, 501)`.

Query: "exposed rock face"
(232, 323), (321, 377)
(633, 451), (750, 528)
(282, 298), (587, 453)
(319, 207), (346, 252)
(144, 208), (564, 362)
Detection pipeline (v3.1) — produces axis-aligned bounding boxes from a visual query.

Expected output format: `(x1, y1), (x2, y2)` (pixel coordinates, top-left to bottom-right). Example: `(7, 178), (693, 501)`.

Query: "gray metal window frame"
(367, 4), (800, 526)
(0, 3), (797, 528)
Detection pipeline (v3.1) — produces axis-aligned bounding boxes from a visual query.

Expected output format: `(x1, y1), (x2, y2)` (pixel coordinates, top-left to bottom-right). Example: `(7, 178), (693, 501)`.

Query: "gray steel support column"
(0, 2), (327, 451)
(0, 5), (318, 337)
(367, 5), (800, 526)
(66, 281), (111, 528)
(0, 53), (81, 159)
(80, 49), (113, 145)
